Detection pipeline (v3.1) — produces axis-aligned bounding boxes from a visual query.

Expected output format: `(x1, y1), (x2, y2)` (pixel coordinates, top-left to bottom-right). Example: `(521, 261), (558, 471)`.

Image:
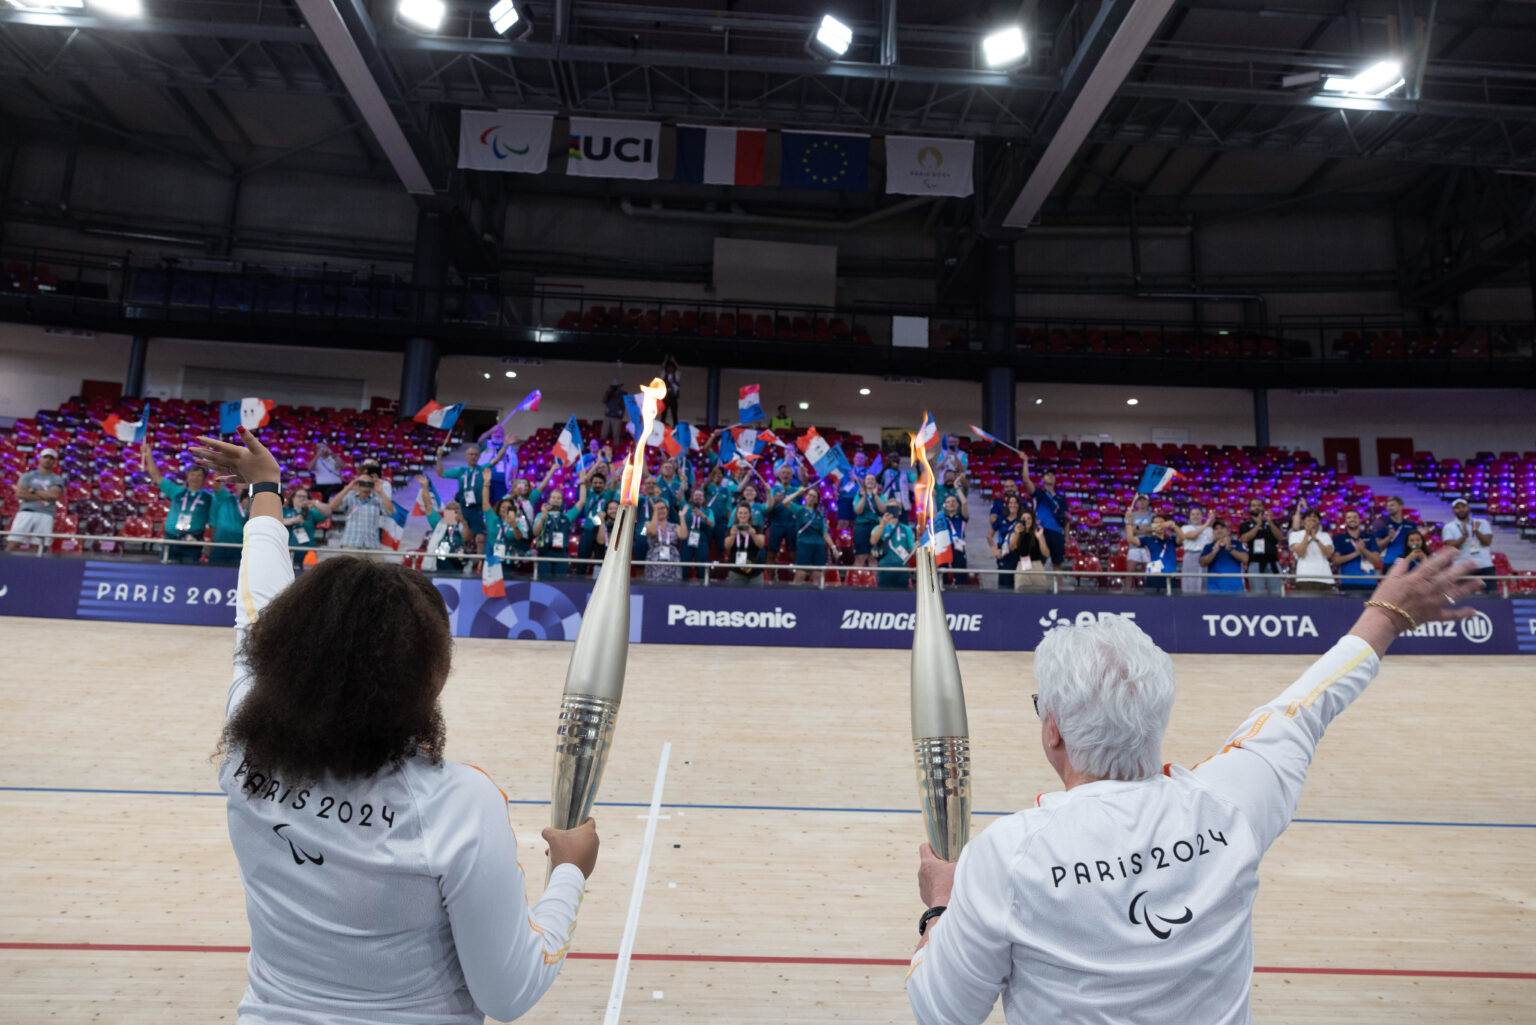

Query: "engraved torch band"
(551, 694), (620, 830)
(913, 735), (971, 862)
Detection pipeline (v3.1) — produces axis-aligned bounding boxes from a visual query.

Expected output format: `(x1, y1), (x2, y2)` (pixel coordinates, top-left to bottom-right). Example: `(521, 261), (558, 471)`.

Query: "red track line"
(1, 943), (1532, 979)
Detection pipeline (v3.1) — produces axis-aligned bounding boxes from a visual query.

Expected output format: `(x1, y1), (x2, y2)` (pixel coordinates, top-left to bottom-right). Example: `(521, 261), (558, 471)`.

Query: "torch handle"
(914, 736), (971, 862)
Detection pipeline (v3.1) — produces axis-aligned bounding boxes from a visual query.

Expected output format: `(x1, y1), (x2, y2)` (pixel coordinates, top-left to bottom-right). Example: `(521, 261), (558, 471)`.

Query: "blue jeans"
(1247, 570), (1284, 596)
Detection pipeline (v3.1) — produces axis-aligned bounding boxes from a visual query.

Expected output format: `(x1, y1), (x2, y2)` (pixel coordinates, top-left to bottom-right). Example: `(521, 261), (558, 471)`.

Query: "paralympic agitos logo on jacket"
(1128, 890), (1194, 940)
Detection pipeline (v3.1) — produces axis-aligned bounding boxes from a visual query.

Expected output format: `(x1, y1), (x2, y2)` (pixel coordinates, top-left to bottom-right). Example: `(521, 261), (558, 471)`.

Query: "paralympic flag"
(413, 400), (464, 432)
(674, 124), (767, 186)
(219, 398), (274, 434)
(738, 384), (765, 423)
(100, 406), (148, 443)
(1137, 464), (1183, 494)
(458, 110), (553, 173)
(796, 426), (851, 480)
(914, 410), (939, 450)
(554, 416), (583, 465)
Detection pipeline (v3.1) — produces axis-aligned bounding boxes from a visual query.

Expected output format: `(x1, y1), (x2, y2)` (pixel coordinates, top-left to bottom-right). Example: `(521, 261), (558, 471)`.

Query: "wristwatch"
(247, 481), (282, 499)
(918, 905), (947, 936)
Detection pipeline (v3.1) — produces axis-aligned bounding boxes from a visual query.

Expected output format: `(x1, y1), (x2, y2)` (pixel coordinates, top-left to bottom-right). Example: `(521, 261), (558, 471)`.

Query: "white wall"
(0, 327), (133, 417)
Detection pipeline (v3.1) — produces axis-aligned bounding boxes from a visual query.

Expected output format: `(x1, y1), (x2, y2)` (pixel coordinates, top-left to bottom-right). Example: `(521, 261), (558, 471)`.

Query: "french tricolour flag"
(413, 400), (464, 432)
(914, 411), (939, 450)
(757, 429), (791, 450)
(512, 389), (541, 415)
(382, 502), (407, 551)
(100, 406), (148, 443)
(738, 384), (764, 423)
(796, 426), (849, 480)
(481, 557), (506, 598)
(663, 423), (705, 458)
(1137, 464), (1183, 494)
(554, 415), (583, 465)
(923, 521), (954, 566)
(219, 398), (273, 434)
(674, 125), (766, 186)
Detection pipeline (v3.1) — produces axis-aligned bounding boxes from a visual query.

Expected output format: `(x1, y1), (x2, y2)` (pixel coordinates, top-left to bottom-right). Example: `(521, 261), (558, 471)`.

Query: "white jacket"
(907, 636), (1379, 1025)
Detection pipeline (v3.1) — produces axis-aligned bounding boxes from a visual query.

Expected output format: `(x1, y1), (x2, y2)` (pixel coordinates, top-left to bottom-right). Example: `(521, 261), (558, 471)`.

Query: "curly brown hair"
(222, 556), (452, 787)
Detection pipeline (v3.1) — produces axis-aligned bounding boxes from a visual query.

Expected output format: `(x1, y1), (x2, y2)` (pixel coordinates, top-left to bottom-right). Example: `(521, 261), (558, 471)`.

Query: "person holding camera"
(723, 504), (767, 585)
(1199, 519), (1250, 593)
(871, 503), (916, 589)
(332, 469), (395, 555)
(191, 426), (597, 1025)
(1239, 498), (1286, 596)
(1127, 512), (1183, 594)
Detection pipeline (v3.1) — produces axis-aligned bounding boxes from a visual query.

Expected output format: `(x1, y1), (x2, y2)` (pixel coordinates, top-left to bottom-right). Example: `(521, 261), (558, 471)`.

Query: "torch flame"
(620, 377), (667, 505)
(910, 429), (936, 539)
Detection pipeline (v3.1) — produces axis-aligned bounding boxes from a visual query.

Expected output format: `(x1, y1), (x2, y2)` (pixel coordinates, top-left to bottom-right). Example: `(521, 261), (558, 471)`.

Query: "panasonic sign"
(667, 604), (797, 629)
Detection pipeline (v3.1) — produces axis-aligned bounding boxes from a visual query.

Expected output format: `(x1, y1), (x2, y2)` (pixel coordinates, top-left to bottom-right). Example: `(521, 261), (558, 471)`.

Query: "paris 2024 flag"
(220, 398), (273, 434)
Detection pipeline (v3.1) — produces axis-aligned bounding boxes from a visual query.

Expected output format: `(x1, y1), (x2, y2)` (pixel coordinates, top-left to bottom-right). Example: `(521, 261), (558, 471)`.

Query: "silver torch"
(908, 427), (971, 861)
(550, 377), (666, 832)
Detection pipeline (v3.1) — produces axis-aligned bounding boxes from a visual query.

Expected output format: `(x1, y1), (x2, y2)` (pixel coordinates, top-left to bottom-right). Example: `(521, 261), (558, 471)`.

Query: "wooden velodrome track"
(1, 616), (1532, 1024)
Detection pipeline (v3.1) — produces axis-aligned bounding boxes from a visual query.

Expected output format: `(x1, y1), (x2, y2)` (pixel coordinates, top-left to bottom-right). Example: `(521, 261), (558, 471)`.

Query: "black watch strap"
(247, 481), (282, 499)
(918, 905), (947, 937)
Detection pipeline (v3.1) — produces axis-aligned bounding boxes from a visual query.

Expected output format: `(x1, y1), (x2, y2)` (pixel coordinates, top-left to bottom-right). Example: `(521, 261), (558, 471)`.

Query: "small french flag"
(512, 389), (541, 415)
(1137, 464), (1183, 494)
(923, 521), (954, 566)
(481, 557), (506, 598)
(219, 397), (274, 434)
(554, 415), (583, 465)
(382, 502), (407, 550)
(796, 426), (850, 480)
(411, 479), (440, 519)
(672, 422), (702, 451)
(100, 406), (148, 443)
(914, 411), (939, 450)
(413, 400), (464, 432)
(757, 429), (791, 450)
(738, 384), (764, 423)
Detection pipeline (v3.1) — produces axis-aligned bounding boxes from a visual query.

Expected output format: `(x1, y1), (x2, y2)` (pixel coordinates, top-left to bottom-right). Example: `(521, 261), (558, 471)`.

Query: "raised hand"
(189, 427), (280, 486)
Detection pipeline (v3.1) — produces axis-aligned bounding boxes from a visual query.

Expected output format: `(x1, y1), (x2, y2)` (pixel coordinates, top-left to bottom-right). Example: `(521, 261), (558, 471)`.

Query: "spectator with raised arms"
(852, 473), (884, 568)
(142, 442), (214, 563)
(435, 436), (510, 554)
(1021, 453), (1071, 576)
(1127, 511), (1182, 594)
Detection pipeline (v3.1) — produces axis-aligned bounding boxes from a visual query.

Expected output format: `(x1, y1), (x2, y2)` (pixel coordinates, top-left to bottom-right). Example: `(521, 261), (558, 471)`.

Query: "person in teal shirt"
(435, 436), (511, 552)
(738, 481), (768, 530)
(704, 466), (737, 554)
(791, 487), (839, 585)
(533, 489), (573, 579)
(678, 488), (715, 581)
(142, 444), (214, 563)
(280, 487), (332, 569)
(655, 458), (688, 515)
(205, 486), (250, 566)
(575, 463), (618, 577)
(852, 473), (883, 567)
(766, 462), (810, 563)
(933, 467), (969, 520)
(870, 501), (915, 589)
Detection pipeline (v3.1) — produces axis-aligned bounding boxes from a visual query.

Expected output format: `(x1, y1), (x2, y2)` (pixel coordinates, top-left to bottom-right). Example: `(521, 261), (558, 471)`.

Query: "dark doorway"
(1322, 437), (1362, 476)
(1375, 437), (1415, 476)
(80, 379), (122, 403)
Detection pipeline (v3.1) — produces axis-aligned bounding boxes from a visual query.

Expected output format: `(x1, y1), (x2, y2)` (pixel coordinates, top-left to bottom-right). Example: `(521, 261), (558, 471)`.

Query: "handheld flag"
(914, 411), (939, 450)
(672, 422), (702, 452)
(624, 393), (667, 447)
(1136, 464), (1183, 495)
(738, 384), (765, 423)
(720, 430), (758, 472)
(219, 397), (274, 434)
(922, 520), (954, 566)
(382, 501), (407, 550)
(512, 389), (542, 415)
(796, 426), (850, 480)
(554, 416), (583, 465)
(481, 557), (506, 598)
(661, 425), (684, 459)
(729, 426), (762, 462)
(413, 400), (464, 432)
(869, 453), (884, 478)
(757, 429), (791, 449)
(967, 423), (1022, 455)
(100, 406), (148, 443)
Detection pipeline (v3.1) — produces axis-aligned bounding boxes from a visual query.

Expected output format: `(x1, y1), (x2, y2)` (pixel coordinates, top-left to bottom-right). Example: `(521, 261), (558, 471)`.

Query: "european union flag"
(781, 131), (869, 191)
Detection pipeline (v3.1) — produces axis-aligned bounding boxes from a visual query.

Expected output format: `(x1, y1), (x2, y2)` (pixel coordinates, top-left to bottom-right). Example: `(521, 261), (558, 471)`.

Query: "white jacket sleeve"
(905, 827), (1015, 1025)
(428, 771), (586, 1022)
(228, 516), (296, 720)
(1192, 635), (1380, 852)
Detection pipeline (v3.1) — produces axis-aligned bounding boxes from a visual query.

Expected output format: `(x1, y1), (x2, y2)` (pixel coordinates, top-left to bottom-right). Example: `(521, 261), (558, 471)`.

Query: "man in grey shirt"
(7, 448), (67, 551)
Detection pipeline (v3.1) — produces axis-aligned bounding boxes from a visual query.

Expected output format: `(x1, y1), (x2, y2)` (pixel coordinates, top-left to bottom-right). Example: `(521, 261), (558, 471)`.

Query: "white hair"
(1032, 615), (1176, 781)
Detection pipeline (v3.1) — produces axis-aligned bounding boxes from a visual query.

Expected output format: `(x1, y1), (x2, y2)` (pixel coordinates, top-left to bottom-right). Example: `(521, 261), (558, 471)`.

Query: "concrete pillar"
(402, 207), (447, 414)
(979, 240), (1017, 444)
(1253, 387), (1270, 448)
(124, 332), (148, 399)
(705, 364), (721, 427)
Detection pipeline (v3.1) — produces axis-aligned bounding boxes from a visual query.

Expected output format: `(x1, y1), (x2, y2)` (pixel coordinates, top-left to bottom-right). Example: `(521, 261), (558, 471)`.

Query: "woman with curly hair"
(193, 427), (599, 1025)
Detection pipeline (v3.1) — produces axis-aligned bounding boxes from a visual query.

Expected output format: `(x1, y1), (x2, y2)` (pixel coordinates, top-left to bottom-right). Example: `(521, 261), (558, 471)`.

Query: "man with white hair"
(6, 447), (66, 550)
(905, 548), (1481, 1025)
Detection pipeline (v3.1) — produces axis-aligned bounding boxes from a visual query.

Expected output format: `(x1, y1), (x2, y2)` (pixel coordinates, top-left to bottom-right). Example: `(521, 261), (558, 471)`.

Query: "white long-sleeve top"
(222, 516), (585, 1024)
(907, 635), (1380, 1025)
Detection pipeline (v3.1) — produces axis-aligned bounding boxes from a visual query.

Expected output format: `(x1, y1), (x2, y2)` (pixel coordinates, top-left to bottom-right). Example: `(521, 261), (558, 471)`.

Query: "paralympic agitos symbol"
(479, 125), (531, 159)
(1128, 890), (1193, 940)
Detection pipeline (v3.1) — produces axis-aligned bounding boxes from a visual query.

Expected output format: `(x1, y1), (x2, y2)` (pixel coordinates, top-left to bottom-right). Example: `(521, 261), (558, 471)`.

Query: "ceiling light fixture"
(1126, 398), (1139, 406)
(88, 0), (140, 15)
(483, 372), (491, 379)
(807, 14), (853, 58)
(504, 370), (517, 378)
(1322, 59), (1404, 97)
(859, 388), (870, 395)
(980, 25), (1028, 68)
(396, 0), (446, 33)
(798, 401), (811, 410)
(488, 0), (532, 38)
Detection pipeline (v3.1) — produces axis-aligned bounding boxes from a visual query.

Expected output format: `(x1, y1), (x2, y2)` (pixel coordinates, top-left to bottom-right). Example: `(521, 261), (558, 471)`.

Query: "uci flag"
(100, 406), (148, 443)
(738, 384), (765, 423)
(219, 397), (273, 434)
(1137, 464), (1183, 494)
(413, 400), (464, 432)
(554, 416), (583, 465)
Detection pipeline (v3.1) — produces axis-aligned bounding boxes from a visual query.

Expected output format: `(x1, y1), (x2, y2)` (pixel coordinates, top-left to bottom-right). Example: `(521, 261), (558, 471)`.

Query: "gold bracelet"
(1364, 600), (1418, 633)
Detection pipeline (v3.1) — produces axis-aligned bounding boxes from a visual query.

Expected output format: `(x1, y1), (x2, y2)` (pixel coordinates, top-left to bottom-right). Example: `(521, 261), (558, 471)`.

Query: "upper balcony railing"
(2, 243), (1533, 367)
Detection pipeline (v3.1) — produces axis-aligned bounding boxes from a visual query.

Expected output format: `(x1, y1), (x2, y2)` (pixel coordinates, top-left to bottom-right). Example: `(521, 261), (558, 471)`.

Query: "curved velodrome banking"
(0, 943), (1532, 979)
(1, 786), (1534, 828)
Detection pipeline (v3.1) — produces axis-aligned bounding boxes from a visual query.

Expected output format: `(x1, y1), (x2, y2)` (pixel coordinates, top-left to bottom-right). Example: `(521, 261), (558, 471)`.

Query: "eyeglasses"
(1032, 693), (1040, 718)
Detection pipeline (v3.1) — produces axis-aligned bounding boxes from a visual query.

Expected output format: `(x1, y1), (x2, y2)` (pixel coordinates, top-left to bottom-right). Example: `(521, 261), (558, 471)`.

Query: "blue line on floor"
(2, 785), (1531, 829)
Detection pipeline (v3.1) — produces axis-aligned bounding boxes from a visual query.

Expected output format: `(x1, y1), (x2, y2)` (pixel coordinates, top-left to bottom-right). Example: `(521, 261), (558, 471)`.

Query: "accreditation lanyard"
(174, 490), (210, 533)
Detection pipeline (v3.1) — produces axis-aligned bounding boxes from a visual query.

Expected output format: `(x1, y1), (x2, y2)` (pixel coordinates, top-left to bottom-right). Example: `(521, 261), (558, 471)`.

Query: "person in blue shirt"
(1331, 510), (1384, 591)
(1022, 454), (1071, 572)
(938, 492), (969, 586)
(1373, 496), (1418, 568)
(870, 502), (915, 589)
(1198, 520), (1250, 594)
(988, 477), (1021, 535)
(1127, 513), (1185, 594)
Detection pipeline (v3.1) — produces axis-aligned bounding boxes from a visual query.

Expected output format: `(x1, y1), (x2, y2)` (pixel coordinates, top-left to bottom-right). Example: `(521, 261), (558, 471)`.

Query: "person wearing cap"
(601, 379), (626, 441)
(1441, 498), (1496, 591)
(6, 447), (66, 551)
(142, 443), (215, 563)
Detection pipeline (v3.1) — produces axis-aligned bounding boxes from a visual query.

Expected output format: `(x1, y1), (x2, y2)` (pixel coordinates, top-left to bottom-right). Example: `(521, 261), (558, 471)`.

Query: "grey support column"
(401, 207), (447, 415)
(705, 364), (721, 428)
(1253, 387), (1270, 448)
(979, 240), (1017, 444)
(124, 332), (148, 399)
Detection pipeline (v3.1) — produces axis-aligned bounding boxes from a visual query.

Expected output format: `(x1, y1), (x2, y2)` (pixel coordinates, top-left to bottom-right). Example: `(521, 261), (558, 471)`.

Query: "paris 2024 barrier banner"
(3, 557), (1533, 656)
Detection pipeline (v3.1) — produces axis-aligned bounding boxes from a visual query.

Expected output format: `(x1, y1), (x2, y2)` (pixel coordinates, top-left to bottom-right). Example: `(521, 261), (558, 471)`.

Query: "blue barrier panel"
(1, 559), (1525, 655)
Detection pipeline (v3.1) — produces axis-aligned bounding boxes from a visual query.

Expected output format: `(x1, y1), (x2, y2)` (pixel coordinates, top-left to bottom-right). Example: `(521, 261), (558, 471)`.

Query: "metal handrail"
(3, 529), (1518, 597)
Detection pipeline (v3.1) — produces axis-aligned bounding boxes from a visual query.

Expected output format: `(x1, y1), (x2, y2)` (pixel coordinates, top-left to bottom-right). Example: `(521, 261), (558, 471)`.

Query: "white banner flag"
(885, 136), (974, 197)
(567, 117), (660, 180)
(458, 110), (552, 172)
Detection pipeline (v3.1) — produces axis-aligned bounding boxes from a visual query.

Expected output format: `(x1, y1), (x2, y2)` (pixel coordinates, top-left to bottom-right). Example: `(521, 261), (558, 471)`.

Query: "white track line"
(603, 741), (672, 1025)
